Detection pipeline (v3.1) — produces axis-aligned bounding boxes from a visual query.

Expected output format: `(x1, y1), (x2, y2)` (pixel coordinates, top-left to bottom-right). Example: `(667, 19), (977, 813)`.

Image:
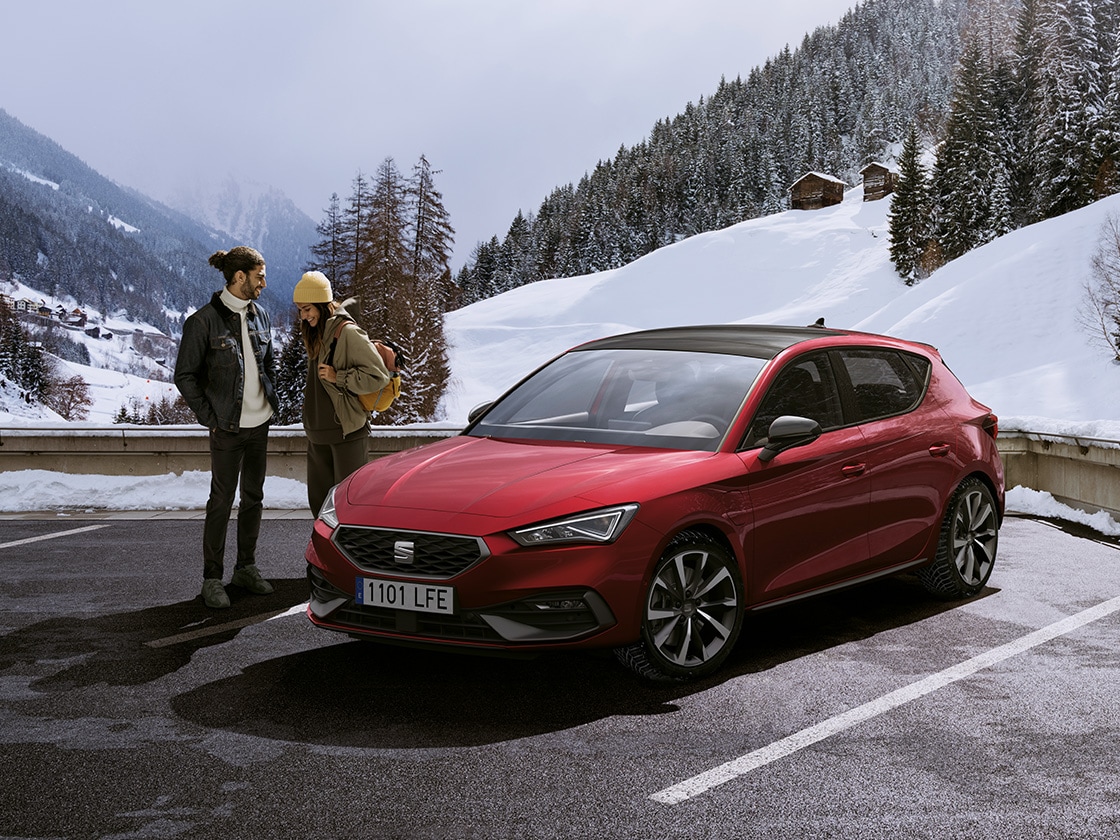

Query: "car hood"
(343, 434), (718, 519)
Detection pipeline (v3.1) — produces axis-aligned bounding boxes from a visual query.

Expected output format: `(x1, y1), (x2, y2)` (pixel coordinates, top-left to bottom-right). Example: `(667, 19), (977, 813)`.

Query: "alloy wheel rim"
(952, 488), (997, 586)
(647, 547), (739, 667)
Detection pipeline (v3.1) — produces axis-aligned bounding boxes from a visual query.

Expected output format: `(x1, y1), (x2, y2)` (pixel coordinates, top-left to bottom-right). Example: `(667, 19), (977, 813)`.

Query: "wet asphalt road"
(0, 513), (1118, 840)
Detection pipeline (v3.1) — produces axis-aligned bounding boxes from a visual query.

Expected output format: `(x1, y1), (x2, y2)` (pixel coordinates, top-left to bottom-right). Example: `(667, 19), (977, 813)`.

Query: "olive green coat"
(306, 301), (393, 438)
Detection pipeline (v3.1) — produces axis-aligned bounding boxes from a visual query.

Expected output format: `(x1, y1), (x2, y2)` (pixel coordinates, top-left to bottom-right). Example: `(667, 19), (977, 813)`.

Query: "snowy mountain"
(438, 186), (1120, 437)
(0, 108), (312, 333)
(168, 173), (316, 305)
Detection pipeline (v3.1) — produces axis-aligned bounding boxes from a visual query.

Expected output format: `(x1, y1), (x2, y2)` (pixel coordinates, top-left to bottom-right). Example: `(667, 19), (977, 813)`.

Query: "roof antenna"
(808, 317), (825, 328)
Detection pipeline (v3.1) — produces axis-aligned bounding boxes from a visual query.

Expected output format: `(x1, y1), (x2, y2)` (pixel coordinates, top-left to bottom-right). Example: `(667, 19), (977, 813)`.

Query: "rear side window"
(837, 349), (930, 422)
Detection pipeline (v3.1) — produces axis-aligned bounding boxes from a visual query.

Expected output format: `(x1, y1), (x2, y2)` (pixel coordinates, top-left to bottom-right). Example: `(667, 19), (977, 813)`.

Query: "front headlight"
(317, 485), (339, 529)
(509, 504), (639, 546)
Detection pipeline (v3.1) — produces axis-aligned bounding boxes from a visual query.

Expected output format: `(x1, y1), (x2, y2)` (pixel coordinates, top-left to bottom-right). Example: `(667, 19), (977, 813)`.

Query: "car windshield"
(469, 347), (767, 451)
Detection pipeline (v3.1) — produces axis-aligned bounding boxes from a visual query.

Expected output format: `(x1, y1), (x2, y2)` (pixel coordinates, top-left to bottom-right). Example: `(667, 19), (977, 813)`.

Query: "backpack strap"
(324, 316), (355, 368)
(325, 316), (400, 373)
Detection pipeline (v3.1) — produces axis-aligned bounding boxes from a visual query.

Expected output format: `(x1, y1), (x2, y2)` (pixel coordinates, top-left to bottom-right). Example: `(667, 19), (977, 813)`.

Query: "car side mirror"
(467, 401), (494, 425)
(758, 415), (822, 462)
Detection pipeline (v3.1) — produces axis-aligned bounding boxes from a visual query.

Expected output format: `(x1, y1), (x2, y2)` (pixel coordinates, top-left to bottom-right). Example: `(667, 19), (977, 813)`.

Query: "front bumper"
(307, 564), (618, 649)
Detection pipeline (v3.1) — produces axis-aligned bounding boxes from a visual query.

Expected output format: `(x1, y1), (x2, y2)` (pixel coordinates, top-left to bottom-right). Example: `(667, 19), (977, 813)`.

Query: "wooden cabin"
(861, 162), (898, 201)
(789, 172), (846, 210)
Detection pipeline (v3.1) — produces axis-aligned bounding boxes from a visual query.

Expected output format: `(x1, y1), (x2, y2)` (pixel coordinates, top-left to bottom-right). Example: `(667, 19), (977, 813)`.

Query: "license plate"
(356, 577), (455, 614)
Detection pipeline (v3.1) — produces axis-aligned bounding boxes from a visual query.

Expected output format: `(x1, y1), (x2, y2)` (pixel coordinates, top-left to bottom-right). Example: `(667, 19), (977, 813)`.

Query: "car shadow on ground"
(169, 574), (996, 749)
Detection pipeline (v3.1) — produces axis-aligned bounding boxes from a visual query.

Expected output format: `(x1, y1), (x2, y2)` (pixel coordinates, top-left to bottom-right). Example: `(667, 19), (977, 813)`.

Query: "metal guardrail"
(996, 429), (1120, 519)
(0, 425), (1116, 519)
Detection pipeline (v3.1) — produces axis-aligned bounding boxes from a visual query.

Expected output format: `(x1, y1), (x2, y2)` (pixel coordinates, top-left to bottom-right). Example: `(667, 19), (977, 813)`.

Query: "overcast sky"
(2, 0), (857, 270)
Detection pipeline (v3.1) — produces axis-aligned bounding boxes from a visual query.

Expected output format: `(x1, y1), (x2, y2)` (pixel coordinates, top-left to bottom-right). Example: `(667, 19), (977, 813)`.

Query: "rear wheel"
(918, 477), (999, 599)
(615, 530), (744, 681)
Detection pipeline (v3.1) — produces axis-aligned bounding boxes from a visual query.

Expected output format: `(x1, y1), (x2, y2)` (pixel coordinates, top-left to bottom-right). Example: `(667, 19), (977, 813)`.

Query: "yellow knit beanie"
(293, 271), (333, 304)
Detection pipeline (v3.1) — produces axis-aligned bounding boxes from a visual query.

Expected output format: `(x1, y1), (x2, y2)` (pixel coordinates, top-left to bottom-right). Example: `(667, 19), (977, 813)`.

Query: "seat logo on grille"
(393, 540), (415, 565)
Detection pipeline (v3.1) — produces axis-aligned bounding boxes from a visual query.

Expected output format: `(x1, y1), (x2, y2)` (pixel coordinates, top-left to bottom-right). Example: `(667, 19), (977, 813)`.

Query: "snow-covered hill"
(439, 187), (1120, 437)
(4, 186), (1120, 440)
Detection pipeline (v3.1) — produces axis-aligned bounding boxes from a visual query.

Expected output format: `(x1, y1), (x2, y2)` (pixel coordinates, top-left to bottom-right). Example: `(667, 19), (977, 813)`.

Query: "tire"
(614, 530), (745, 681)
(917, 477), (999, 599)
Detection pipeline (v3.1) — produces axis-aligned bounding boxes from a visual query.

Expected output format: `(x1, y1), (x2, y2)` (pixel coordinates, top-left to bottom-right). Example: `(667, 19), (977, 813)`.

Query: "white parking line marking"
(0, 524), (111, 549)
(651, 593), (1120, 805)
(145, 604), (308, 648)
(268, 603), (309, 620)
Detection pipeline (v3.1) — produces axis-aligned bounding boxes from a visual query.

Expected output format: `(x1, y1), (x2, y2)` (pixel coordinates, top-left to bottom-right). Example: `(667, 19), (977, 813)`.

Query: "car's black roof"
(575, 324), (847, 359)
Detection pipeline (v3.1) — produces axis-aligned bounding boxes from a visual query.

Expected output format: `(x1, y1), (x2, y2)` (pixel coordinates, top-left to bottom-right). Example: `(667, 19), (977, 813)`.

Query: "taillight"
(981, 413), (999, 439)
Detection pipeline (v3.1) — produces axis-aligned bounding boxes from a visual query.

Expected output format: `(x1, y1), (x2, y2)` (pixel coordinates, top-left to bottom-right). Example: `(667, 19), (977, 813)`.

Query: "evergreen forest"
(282, 156), (456, 426)
(444, 0), (1119, 299)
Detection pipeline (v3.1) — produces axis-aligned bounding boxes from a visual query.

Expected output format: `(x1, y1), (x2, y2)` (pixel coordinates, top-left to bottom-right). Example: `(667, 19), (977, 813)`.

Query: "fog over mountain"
(0, 108), (312, 333)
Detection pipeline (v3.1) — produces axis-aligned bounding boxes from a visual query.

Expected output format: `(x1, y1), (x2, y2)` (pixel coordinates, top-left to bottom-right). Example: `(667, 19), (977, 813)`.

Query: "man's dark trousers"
(203, 421), (270, 581)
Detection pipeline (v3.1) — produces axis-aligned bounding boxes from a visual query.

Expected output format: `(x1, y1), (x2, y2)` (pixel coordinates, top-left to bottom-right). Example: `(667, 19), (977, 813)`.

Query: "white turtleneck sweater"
(220, 288), (273, 429)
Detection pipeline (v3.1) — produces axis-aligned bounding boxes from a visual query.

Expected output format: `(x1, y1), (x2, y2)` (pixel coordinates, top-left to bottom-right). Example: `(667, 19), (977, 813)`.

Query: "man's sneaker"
(231, 564), (274, 595)
(202, 578), (230, 609)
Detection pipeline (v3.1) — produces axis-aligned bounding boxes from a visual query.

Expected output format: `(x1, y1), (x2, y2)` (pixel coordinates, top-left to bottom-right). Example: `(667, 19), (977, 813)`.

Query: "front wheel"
(614, 530), (744, 681)
(918, 477), (999, 599)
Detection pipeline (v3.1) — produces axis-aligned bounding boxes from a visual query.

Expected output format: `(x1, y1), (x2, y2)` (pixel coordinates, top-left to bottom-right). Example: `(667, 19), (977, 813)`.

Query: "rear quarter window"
(838, 349), (930, 422)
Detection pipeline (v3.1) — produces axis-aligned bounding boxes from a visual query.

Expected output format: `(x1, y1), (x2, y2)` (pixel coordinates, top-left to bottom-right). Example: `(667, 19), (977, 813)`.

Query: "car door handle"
(929, 443), (952, 458)
(841, 463), (866, 477)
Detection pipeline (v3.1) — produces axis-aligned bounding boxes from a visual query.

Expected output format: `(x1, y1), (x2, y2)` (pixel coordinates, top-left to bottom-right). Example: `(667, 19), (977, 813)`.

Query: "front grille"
(333, 526), (488, 579)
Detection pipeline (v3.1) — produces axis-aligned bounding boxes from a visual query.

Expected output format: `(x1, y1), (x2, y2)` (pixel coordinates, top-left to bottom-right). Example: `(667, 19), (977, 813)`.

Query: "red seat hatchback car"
(305, 325), (1004, 680)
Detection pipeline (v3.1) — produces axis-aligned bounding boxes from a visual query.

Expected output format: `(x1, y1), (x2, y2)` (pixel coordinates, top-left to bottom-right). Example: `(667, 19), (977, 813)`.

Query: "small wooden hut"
(860, 162), (898, 201)
(789, 172), (846, 210)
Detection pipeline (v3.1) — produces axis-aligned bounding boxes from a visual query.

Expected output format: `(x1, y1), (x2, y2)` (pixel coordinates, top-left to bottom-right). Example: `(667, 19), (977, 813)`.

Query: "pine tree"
(888, 124), (933, 283)
(0, 296), (19, 381)
(409, 155), (455, 295)
(374, 154), (455, 425)
(309, 193), (350, 297)
(0, 298), (51, 401)
(1030, 0), (1106, 218)
(932, 37), (1012, 261)
(495, 210), (533, 292)
(1012, 0), (1045, 224)
(1093, 12), (1120, 199)
(458, 238), (499, 306)
(343, 172), (374, 300)
(354, 157), (423, 424)
(273, 321), (307, 426)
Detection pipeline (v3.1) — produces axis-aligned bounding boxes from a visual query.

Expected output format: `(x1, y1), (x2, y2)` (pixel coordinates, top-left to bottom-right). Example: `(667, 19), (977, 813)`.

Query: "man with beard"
(174, 246), (279, 609)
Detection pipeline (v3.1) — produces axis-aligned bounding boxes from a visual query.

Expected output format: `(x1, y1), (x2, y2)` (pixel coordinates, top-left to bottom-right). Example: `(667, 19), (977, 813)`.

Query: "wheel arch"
(953, 468), (1005, 524)
(645, 520), (743, 585)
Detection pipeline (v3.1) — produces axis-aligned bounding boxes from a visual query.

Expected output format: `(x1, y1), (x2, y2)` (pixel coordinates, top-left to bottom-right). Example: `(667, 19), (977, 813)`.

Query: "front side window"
(744, 352), (842, 447)
(836, 349), (929, 423)
(470, 348), (766, 451)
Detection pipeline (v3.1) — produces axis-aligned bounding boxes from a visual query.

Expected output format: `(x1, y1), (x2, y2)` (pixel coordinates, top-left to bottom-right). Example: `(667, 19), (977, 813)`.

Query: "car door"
(739, 352), (872, 605)
(832, 348), (957, 567)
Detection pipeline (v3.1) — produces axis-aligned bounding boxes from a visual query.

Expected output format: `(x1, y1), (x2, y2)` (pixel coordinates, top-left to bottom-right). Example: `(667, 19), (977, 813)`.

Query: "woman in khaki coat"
(293, 271), (393, 515)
